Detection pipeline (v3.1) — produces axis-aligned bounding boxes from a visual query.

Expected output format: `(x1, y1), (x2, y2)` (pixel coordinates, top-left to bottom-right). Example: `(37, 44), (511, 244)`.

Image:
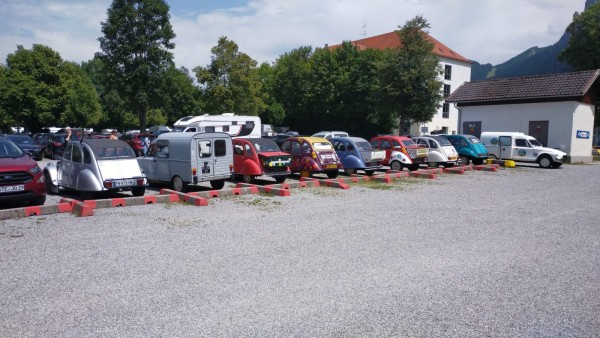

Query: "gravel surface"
(1, 163), (599, 337)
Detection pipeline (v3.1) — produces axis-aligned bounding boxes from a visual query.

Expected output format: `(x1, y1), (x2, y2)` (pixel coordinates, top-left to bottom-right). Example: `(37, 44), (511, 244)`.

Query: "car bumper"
(0, 191), (45, 203)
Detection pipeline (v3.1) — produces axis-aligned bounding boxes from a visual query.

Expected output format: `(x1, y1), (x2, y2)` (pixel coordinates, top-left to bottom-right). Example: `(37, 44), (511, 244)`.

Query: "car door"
(196, 138), (215, 180)
(499, 136), (512, 159)
(69, 143), (84, 188)
(514, 138), (534, 160)
(59, 143), (73, 187)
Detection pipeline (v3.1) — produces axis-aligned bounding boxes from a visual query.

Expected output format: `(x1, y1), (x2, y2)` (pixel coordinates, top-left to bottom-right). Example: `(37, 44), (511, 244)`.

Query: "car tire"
(459, 156), (470, 165)
(488, 154), (498, 160)
(390, 161), (402, 171)
(326, 170), (339, 179)
(210, 179), (225, 190)
(443, 162), (454, 168)
(132, 186), (145, 196)
(171, 176), (186, 192)
(538, 155), (552, 169)
(364, 170), (375, 176)
(242, 175), (255, 184)
(472, 158), (485, 165)
(274, 175), (286, 184)
(408, 164), (420, 171)
(551, 162), (562, 168)
(344, 168), (356, 176)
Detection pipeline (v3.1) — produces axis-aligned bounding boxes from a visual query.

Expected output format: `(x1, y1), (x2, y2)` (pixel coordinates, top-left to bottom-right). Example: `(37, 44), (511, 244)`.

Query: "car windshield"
(92, 146), (136, 160)
(401, 139), (416, 147)
(312, 142), (333, 151)
(529, 139), (542, 147)
(0, 139), (25, 158)
(8, 135), (34, 144)
(251, 139), (280, 152)
(468, 136), (481, 144)
(355, 141), (372, 151)
(431, 136), (452, 146)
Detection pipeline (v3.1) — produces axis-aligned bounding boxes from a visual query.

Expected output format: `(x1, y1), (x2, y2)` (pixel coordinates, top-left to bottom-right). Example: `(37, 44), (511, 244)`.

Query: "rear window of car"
(355, 142), (372, 151)
(468, 136), (481, 144)
(0, 139), (25, 158)
(401, 140), (416, 147)
(312, 142), (333, 151)
(93, 146), (136, 160)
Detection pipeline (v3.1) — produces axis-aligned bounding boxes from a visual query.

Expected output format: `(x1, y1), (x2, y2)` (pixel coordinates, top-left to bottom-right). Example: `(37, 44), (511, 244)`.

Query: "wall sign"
(576, 130), (590, 139)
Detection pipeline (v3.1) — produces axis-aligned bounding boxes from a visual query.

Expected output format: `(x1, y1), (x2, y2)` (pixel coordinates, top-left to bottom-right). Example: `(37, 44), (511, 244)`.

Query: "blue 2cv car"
(330, 137), (386, 175)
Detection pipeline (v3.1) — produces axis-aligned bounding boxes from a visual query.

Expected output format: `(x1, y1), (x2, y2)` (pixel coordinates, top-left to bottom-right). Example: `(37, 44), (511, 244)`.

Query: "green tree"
(559, 3), (600, 71)
(98, 0), (175, 132)
(0, 45), (101, 132)
(159, 65), (201, 124)
(194, 37), (267, 116)
(375, 16), (443, 133)
(257, 62), (285, 126)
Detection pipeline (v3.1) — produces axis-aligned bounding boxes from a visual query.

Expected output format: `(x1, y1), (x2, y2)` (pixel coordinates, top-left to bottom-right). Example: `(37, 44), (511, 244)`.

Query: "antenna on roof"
(361, 22), (367, 39)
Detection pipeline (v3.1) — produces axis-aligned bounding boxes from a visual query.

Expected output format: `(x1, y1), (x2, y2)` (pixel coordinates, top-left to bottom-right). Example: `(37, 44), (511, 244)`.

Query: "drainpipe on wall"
(454, 103), (462, 134)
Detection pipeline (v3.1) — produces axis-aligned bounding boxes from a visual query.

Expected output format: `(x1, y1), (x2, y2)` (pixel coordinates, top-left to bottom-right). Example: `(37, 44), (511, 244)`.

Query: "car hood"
(0, 155), (37, 171)
(97, 159), (144, 179)
(534, 146), (567, 157)
(16, 143), (43, 151)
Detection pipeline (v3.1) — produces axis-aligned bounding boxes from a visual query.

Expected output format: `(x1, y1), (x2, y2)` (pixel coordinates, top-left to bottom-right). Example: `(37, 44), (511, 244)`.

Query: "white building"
(329, 31), (472, 135)
(446, 69), (600, 162)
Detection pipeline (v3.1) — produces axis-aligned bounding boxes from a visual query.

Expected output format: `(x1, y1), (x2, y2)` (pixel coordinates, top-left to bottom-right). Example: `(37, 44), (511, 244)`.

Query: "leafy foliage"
(97, 0), (175, 131)
(0, 45), (101, 132)
(194, 37), (267, 116)
(560, 2), (600, 71)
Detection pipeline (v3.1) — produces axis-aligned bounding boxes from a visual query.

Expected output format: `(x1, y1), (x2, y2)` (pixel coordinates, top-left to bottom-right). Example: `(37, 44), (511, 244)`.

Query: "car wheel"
(274, 175), (286, 183)
(390, 161), (402, 171)
(171, 176), (186, 192)
(364, 170), (375, 176)
(408, 164), (420, 171)
(242, 175), (255, 184)
(443, 162), (454, 168)
(80, 190), (94, 200)
(459, 156), (470, 165)
(488, 154), (498, 160)
(326, 170), (339, 179)
(344, 168), (356, 176)
(132, 186), (145, 197)
(472, 158), (485, 165)
(44, 172), (58, 194)
(31, 195), (46, 206)
(551, 162), (562, 168)
(538, 155), (552, 169)
(210, 179), (225, 190)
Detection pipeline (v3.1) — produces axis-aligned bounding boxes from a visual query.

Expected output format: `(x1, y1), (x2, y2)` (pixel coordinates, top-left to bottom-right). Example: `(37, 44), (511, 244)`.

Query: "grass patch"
(353, 180), (393, 190)
(304, 186), (342, 197)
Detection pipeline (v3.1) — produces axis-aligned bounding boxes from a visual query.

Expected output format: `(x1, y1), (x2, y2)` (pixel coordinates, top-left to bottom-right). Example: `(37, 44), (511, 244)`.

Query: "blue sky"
(0, 0), (585, 71)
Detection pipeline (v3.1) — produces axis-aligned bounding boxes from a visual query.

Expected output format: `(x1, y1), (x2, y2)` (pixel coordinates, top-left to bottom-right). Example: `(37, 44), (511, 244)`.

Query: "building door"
(529, 121), (549, 146)
(462, 121), (481, 138)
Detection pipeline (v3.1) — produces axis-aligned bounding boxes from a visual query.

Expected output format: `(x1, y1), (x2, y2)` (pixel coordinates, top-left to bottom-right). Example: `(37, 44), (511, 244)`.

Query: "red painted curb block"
(159, 189), (182, 202)
(408, 171), (437, 179)
(372, 175), (393, 184)
(443, 167), (466, 174)
(473, 164), (500, 172)
(262, 185), (291, 196)
(144, 195), (157, 204)
(319, 179), (351, 189)
(23, 206), (42, 217)
(160, 189), (208, 206)
(0, 200), (77, 220)
(298, 177), (322, 187)
(61, 198), (94, 217)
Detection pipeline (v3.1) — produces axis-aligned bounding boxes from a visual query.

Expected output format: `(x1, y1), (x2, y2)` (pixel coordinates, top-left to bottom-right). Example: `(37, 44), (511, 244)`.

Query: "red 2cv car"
(369, 135), (428, 171)
(233, 138), (292, 184)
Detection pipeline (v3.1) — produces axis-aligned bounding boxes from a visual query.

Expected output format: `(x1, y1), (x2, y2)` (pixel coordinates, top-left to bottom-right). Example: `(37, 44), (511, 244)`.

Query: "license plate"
(324, 164), (338, 169)
(0, 185), (25, 193)
(113, 179), (136, 187)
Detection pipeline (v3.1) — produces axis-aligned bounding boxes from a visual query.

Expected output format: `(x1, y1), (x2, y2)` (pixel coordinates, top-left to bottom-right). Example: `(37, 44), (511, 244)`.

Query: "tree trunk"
(139, 105), (147, 133)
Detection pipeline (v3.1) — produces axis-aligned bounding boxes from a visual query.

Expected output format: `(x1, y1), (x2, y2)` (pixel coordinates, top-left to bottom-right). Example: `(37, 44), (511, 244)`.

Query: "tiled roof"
(446, 69), (600, 104)
(328, 31), (471, 64)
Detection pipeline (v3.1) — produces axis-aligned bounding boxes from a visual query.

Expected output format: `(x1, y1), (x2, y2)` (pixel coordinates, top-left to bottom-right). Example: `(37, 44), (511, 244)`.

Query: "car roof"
(83, 138), (130, 150)
(287, 136), (330, 143)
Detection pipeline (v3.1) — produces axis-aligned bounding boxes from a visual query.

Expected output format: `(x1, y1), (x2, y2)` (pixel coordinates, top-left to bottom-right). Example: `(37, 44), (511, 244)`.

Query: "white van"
(172, 113), (261, 138)
(311, 131), (349, 139)
(480, 131), (567, 168)
(137, 132), (233, 191)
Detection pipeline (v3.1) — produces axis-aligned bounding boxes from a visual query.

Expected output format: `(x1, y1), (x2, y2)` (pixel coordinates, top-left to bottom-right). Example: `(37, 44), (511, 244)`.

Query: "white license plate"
(0, 185), (25, 193)
(113, 179), (136, 187)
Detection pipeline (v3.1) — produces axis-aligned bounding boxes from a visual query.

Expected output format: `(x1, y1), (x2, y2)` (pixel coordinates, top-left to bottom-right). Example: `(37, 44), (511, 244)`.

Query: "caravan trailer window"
(215, 139), (226, 157)
(199, 140), (212, 158)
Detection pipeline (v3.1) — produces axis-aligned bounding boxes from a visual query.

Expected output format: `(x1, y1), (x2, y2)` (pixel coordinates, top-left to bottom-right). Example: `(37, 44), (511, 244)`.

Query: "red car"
(122, 133), (145, 156)
(369, 135), (428, 171)
(233, 138), (291, 184)
(0, 135), (46, 206)
(280, 137), (341, 178)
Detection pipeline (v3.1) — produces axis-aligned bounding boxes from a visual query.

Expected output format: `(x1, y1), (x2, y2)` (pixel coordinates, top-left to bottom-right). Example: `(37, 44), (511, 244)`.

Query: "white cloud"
(0, 0), (585, 71)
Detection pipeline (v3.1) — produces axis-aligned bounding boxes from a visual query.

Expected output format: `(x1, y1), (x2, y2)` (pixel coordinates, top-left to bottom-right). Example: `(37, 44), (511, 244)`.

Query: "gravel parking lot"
(1, 163), (599, 337)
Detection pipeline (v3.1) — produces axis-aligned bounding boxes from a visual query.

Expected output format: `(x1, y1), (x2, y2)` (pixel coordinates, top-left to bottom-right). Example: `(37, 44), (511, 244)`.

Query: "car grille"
(0, 171), (32, 184)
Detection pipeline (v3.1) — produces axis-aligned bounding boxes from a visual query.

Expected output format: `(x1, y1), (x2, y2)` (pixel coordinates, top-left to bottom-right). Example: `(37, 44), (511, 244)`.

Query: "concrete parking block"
(61, 198), (94, 217)
(0, 201), (74, 220)
(408, 171), (437, 179)
(443, 167), (466, 174)
(473, 164), (500, 172)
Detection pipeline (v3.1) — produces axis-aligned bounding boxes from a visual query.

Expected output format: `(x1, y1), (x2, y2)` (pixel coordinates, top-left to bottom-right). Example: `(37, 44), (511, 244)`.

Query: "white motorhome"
(480, 131), (567, 168)
(137, 132), (233, 191)
(172, 113), (261, 138)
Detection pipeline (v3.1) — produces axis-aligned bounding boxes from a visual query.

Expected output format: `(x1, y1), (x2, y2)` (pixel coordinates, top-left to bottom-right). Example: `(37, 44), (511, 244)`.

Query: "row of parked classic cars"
(1, 128), (567, 206)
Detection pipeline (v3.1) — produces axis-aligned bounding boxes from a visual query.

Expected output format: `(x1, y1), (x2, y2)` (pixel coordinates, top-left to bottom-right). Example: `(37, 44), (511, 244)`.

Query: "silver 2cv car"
(44, 139), (148, 199)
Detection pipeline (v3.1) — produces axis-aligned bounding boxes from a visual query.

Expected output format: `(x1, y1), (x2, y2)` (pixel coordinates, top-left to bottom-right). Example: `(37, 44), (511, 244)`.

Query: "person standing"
(110, 130), (118, 140)
(141, 132), (150, 156)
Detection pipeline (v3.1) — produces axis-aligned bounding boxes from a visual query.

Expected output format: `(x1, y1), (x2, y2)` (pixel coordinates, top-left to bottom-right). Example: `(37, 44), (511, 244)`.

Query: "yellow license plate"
(325, 164), (337, 169)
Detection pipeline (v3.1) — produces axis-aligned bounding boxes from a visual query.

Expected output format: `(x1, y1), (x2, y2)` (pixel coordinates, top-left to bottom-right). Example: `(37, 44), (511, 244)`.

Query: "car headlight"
(28, 165), (41, 175)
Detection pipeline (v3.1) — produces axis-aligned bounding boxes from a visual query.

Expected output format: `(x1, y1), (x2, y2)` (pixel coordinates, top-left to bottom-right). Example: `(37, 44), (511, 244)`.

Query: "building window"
(444, 65), (452, 80)
(442, 103), (450, 118)
(443, 84), (451, 97)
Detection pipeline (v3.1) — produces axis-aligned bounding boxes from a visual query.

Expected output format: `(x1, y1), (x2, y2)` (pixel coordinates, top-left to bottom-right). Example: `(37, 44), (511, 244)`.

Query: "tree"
(0, 45), (101, 132)
(375, 16), (443, 134)
(559, 3), (600, 71)
(194, 37), (267, 116)
(98, 0), (175, 132)
(159, 65), (201, 124)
